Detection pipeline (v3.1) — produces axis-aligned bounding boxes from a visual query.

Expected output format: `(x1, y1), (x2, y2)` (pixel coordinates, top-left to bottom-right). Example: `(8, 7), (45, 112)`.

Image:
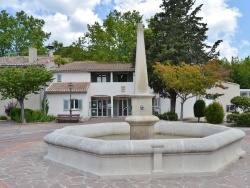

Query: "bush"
(193, 100), (206, 122)
(10, 108), (56, 123)
(205, 102), (224, 124)
(227, 112), (250, 126)
(4, 101), (19, 116)
(0, 115), (7, 120)
(230, 96), (250, 112)
(157, 111), (178, 121)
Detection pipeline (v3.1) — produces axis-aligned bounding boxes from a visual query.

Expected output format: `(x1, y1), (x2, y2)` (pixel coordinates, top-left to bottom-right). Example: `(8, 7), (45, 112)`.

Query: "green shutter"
(57, 74), (62, 82)
(63, 99), (69, 111)
(79, 99), (82, 111)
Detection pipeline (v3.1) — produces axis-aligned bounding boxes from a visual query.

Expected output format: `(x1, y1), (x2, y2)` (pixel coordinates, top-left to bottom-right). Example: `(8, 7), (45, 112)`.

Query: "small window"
(70, 99), (81, 110)
(91, 73), (110, 82)
(97, 74), (107, 82)
(64, 99), (82, 111)
(118, 74), (127, 82)
(226, 105), (236, 112)
(240, 92), (248, 97)
(57, 74), (62, 82)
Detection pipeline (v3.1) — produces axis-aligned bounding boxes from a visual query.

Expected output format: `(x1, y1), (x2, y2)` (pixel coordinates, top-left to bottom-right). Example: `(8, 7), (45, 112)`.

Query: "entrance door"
(118, 99), (128, 116)
(98, 100), (107, 117)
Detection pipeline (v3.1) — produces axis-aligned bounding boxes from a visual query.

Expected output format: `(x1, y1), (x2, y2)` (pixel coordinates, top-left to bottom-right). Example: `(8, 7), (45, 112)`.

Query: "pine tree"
(146, 0), (222, 112)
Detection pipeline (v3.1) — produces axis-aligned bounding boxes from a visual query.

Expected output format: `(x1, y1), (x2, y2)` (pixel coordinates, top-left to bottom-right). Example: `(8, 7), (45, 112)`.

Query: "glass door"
(118, 99), (128, 116)
(91, 100), (98, 117)
(97, 100), (107, 117)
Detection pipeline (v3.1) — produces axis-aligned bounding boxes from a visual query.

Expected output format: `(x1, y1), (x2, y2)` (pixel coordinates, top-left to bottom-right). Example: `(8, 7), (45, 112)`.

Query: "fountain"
(125, 23), (159, 140)
(43, 24), (246, 178)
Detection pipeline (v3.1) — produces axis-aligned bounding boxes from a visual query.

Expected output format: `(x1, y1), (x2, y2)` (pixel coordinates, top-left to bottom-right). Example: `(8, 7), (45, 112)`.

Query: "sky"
(0, 0), (249, 60)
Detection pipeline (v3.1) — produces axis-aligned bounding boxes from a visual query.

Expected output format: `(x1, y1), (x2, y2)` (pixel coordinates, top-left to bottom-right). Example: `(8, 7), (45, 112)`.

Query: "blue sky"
(0, 0), (249, 60)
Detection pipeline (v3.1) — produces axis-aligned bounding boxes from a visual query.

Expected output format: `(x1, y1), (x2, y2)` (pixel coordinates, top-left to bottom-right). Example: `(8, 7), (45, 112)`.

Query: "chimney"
(29, 47), (37, 63)
(46, 44), (54, 57)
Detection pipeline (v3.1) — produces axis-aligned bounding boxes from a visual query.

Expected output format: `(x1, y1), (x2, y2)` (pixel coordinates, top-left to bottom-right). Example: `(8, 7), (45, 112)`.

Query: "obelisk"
(125, 23), (159, 140)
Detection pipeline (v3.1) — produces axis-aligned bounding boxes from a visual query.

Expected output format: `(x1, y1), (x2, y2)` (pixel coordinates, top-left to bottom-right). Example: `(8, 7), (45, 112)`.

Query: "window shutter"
(78, 99), (82, 111)
(57, 74), (62, 82)
(63, 99), (69, 111)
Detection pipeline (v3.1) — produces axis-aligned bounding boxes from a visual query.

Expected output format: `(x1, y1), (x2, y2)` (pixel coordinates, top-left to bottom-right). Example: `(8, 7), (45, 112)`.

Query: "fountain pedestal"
(125, 95), (159, 140)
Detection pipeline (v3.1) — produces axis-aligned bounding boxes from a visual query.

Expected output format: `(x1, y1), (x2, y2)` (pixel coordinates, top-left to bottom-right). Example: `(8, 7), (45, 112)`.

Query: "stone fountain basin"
(43, 121), (245, 178)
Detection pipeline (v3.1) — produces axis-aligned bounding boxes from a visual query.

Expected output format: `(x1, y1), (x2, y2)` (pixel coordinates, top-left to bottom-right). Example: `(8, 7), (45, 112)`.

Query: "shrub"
(230, 96), (250, 112)
(0, 115), (7, 120)
(193, 100), (206, 122)
(4, 101), (19, 116)
(227, 112), (250, 126)
(157, 111), (178, 121)
(205, 102), (224, 124)
(10, 108), (56, 123)
(10, 108), (34, 123)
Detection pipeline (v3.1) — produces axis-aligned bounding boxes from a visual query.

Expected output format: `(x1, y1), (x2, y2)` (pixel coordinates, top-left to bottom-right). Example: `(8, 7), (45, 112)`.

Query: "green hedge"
(10, 108), (56, 123)
(0, 115), (7, 120)
(156, 111), (178, 121)
(227, 112), (250, 126)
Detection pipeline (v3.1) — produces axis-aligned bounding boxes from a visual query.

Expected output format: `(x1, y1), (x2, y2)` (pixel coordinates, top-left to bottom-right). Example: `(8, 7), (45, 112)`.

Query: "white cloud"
(70, 8), (102, 32)
(114, 0), (161, 24)
(217, 41), (238, 60)
(240, 40), (250, 48)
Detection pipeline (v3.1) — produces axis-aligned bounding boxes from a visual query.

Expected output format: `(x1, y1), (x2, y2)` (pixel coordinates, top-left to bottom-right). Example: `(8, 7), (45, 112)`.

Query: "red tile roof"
(53, 61), (134, 72)
(46, 82), (90, 93)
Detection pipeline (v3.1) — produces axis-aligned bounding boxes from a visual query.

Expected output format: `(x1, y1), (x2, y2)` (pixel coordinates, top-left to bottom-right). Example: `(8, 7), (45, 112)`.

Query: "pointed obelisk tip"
(134, 23), (149, 94)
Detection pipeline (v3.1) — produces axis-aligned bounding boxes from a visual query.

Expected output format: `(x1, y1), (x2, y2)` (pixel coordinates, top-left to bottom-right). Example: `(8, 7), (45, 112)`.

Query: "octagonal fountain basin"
(43, 121), (245, 178)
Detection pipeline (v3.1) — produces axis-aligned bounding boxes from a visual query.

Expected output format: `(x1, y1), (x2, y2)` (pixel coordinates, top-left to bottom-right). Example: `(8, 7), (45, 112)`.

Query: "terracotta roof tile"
(53, 61), (134, 72)
(46, 82), (90, 94)
(0, 56), (54, 66)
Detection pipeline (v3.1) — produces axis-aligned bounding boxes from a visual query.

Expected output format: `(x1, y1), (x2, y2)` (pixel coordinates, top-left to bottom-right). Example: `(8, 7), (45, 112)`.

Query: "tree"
(222, 57), (250, 89)
(154, 62), (206, 120)
(230, 96), (250, 112)
(0, 10), (15, 56)
(0, 10), (51, 56)
(153, 60), (230, 120)
(84, 10), (142, 62)
(145, 0), (222, 113)
(0, 65), (53, 123)
(193, 100), (206, 122)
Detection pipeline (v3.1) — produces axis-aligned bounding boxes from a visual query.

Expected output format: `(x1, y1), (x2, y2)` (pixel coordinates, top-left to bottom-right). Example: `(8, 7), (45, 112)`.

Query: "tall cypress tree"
(146, 0), (222, 112)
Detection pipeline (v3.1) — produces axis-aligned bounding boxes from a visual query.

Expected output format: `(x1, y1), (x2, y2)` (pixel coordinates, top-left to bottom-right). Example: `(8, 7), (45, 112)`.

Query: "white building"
(46, 62), (241, 120)
(0, 47), (56, 116)
(46, 62), (135, 120)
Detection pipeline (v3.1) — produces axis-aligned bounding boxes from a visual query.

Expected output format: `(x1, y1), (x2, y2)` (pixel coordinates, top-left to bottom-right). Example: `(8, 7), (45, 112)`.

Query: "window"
(240, 92), (249, 97)
(97, 74), (107, 82)
(113, 72), (133, 82)
(57, 74), (62, 82)
(91, 72), (110, 82)
(118, 74), (127, 82)
(71, 99), (79, 110)
(226, 105), (236, 112)
(63, 99), (82, 111)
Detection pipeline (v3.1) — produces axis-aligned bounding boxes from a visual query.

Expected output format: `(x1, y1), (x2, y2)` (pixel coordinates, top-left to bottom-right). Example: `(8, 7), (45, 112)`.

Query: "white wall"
(47, 93), (89, 120)
(153, 82), (240, 119)
(54, 72), (91, 82)
(88, 82), (134, 96)
(0, 93), (42, 116)
(206, 82), (240, 114)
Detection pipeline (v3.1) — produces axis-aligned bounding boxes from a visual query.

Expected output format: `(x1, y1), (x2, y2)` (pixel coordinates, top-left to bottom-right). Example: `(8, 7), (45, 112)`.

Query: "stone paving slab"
(0, 119), (249, 187)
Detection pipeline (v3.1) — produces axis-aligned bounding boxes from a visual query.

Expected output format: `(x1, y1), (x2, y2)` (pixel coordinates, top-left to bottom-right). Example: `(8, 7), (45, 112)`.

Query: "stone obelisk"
(125, 23), (159, 140)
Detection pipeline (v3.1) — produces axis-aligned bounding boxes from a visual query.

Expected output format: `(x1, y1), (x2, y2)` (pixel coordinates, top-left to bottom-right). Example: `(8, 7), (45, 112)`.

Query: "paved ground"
(0, 118), (249, 188)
